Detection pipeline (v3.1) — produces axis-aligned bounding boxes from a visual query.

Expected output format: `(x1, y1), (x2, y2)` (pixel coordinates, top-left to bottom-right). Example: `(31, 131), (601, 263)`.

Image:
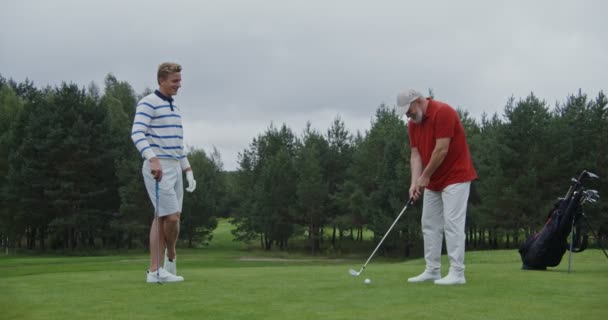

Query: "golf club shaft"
(582, 213), (608, 259)
(359, 198), (413, 270)
(156, 180), (162, 284)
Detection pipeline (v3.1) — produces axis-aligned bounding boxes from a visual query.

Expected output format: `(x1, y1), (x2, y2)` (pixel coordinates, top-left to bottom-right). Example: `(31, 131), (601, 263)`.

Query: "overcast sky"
(2, 0), (607, 170)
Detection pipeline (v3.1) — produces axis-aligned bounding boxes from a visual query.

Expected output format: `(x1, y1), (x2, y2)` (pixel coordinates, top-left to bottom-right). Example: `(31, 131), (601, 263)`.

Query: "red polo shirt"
(408, 98), (477, 191)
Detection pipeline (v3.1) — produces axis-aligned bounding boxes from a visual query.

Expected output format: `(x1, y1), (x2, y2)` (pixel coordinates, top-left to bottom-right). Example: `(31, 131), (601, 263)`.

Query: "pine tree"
(294, 124), (329, 254)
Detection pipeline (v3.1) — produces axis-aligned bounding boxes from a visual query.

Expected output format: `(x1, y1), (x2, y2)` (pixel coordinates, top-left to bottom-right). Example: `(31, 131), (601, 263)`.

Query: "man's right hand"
(409, 185), (422, 202)
(150, 157), (163, 181)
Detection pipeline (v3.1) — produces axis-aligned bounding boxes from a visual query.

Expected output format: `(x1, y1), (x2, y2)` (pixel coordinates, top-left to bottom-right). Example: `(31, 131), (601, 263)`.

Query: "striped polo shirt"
(131, 90), (191, 170)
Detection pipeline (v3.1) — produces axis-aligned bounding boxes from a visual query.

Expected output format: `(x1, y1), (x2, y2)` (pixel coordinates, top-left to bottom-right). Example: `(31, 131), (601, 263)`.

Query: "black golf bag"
(519, 171), (598, 270)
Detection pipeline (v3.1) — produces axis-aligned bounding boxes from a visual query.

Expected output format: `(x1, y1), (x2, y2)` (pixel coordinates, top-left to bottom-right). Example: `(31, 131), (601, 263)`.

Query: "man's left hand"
(186, 171), (196, 192)
(416, 175), (429, 190)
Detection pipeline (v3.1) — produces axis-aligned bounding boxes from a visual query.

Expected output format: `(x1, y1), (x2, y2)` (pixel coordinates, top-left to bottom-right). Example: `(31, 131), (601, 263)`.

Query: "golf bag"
(519, 171), (599, 270)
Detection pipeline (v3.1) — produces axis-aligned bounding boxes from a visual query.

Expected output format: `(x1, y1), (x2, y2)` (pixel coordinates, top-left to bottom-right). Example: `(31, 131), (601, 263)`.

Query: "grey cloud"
(2, 0), (607, 170)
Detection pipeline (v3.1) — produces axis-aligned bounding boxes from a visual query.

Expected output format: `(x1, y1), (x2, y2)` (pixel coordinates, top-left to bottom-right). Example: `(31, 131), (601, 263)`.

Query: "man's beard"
(410, 109), (423, 123)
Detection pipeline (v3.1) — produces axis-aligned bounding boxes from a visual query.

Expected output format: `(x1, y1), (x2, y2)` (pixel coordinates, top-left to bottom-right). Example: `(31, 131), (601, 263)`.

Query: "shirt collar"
(424, 98), (436, 119)
(154, 90), (174, 111)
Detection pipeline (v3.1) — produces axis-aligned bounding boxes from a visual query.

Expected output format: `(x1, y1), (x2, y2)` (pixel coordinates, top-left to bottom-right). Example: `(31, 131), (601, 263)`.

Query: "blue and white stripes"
(131, 91), (191, 170)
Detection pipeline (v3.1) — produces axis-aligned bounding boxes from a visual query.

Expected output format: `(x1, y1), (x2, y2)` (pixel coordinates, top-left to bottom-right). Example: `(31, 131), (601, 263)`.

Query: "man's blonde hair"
(157, 62), (182, 84)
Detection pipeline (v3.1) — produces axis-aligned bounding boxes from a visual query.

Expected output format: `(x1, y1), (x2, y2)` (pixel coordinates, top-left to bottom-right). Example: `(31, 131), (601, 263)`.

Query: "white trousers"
(421, 182), (470, 274)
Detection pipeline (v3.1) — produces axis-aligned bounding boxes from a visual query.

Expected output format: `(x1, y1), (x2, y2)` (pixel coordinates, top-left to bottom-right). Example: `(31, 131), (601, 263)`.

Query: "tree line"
(0, 75), (225, 252)
(1, 74), (606, 256)
(231, 92), (608, 255)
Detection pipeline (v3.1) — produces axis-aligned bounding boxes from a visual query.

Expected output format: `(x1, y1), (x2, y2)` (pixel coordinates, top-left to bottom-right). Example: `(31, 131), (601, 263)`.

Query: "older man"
(398, 89), (477, 285)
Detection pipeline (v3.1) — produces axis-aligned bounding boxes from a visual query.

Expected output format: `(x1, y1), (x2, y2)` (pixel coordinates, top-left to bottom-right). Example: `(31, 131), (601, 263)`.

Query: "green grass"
(1, 220), (607, 319)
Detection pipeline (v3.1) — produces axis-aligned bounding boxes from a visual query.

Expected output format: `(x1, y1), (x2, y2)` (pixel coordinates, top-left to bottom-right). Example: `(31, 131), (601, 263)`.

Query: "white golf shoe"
(146, 267), (184, 283)
(407, 270), (441, 283)
(164, 253), (177, 276)
(434, 272), (466, 285)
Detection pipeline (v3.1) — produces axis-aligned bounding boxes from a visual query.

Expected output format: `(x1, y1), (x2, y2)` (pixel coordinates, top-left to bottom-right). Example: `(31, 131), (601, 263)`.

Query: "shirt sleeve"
(180, 156), (191, 171)
(434, 106), (457, 139)
(131, 102), (157, 160)
(408, 121), (417, 148)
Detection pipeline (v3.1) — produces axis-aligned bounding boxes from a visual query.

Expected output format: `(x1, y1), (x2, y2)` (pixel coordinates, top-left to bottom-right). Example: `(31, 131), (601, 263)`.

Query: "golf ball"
(364, 278), (371, 285)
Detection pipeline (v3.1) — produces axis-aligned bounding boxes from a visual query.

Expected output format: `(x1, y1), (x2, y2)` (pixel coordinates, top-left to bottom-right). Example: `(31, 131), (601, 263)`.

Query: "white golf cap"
(396, 89), (423, 107)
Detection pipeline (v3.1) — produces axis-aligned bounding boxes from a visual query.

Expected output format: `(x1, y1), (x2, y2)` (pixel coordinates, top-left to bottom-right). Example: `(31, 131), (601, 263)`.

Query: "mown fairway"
(1, 221), (606, 320)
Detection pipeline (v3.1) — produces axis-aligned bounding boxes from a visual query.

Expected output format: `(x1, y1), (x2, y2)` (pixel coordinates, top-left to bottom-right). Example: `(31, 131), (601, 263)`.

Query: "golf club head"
(584, 171), (600, 179)
(348, 269), (361, 276)
(584, 190), (599, 201)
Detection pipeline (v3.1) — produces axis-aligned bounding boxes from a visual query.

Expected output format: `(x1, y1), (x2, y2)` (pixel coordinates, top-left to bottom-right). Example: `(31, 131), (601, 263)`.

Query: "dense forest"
(1, 74), (606, 256)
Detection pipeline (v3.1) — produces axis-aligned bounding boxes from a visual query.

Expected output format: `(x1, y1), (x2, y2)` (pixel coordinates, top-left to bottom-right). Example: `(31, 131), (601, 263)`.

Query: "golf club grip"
(361, 198), (413, 268)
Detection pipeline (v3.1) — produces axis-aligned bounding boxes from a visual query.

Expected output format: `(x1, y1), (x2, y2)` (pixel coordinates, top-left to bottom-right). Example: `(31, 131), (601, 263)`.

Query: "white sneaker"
(146, 267), (184, 283)
(434, 273), (466, 285)
(164, 253), (177, 276)
(407, 271), (441, 283)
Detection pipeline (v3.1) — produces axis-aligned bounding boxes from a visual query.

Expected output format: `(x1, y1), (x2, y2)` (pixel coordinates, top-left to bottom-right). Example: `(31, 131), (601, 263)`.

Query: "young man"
(397, 89), (477, 285)
(131, 62), (197, 283)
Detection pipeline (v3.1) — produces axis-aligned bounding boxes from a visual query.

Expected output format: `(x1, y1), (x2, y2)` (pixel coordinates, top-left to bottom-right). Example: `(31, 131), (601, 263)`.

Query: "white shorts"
(142, 159), (183, 217)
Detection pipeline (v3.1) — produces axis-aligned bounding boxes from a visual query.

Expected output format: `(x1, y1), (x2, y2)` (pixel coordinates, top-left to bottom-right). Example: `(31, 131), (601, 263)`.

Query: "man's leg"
(435, 182), (470, 285)
(143, 160), (183, 283)
(142, 162), (166, 273)
(422, 188), (444, 272)
(163, 163), (184, 275)
(147, 215), (182, 283)
(163, 212), (180, 260)
(149, 217), (166, 272)
(408, 189), (444, 282)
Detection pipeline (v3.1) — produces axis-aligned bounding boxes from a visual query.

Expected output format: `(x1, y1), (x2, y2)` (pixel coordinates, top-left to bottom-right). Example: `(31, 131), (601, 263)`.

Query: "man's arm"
(416, 137), (450, 188)
(131, 103), (156, 160)
(410, 147), (423, 200)
(131, 102), (163, 180)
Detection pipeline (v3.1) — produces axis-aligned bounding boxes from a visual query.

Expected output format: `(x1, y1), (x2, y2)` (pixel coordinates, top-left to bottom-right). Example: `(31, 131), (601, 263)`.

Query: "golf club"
(568, 189), (602, 273)
(582, 170), (599, 180)
(349, 198), (414, 276)
(155, 180), (163, 285)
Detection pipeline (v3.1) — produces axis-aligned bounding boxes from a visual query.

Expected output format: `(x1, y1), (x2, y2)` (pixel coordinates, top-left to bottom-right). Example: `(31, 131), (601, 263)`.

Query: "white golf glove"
(185, 171), (196, 192)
